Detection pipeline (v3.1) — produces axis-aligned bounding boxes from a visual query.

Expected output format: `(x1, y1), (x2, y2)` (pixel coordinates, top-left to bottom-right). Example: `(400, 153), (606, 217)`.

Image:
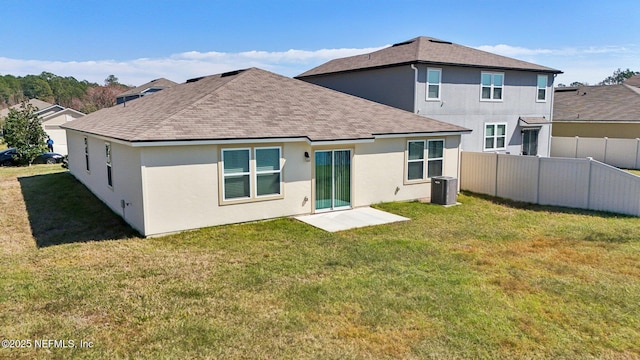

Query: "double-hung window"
(105, 142), (112, 187)
(537, 75), (547, 102)
(407, 139), (444, 181)
(84, 137), (90, 171)
(481, 72), (504, 101)
(484, 123), (507, 151)
(221, 147), (282, 202)
(426, 68), (441, 100)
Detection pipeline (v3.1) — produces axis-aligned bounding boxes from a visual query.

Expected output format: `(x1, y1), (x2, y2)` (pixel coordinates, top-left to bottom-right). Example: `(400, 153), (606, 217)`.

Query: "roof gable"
(117, 78), (177, 98)
(63, 68), (468, 143)
(297, 36), (562, 78)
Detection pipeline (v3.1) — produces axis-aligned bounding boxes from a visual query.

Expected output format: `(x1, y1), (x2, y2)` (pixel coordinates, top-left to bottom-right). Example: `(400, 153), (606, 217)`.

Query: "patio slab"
(294, 207), (409, 232)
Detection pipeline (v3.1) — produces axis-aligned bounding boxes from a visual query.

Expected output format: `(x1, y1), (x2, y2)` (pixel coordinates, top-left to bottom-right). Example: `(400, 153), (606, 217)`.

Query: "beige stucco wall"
(66, 131), (145, 234)
(43, 112), (84, 155)
(553, 122), (640, 139)
(66, 132), (463, 237)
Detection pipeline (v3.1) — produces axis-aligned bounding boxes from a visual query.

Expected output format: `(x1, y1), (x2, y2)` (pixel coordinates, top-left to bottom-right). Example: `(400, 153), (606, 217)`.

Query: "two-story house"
(296, 36), (562, 156)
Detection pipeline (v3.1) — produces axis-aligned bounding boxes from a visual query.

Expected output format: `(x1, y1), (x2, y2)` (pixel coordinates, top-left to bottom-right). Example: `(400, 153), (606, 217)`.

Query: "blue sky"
(1, 0), (638, 86)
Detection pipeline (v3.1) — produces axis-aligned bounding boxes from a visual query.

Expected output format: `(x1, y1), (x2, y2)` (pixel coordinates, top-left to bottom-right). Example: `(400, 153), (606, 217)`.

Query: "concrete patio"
(294, 207), (410, 232)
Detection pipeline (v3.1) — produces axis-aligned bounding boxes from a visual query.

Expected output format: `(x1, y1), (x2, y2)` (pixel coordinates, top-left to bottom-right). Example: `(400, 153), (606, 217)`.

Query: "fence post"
(586, 157), (593, 210)
(575, 136), (579, 158)
(536, 155), (542, 204)
(603, 137), (608, 164)
(636, 138), (640, 169)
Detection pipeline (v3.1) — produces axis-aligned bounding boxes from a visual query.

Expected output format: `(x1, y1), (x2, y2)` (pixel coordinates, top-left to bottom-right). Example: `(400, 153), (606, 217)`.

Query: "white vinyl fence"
(460, 151), (640, 216)
(551, 136), (640, 169)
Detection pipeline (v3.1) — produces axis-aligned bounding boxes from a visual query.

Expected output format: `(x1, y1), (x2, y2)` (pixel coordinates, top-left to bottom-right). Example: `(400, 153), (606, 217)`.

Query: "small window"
(484, 123), (507, 150)
(426, 68), (441, 100)
(255, 147), (281, 197)
(537, 75), (547, 102)
(407, 140), (425, 181)
(481, 72), (504, 101)
(105, 142), (112, 187)
(427, 140), (444, 178)
(222, 149), (251, 200)
(84, 137), (90, 171)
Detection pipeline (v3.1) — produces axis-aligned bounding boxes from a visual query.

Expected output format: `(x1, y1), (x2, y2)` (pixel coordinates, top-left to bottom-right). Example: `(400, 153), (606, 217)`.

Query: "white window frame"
(406, 140), (426, 182)
(484, 123), (507, 151)
(536, 74), (547, 102)
(221, 148), (252, 201)
(221, 146), (283, 203)
(426, 68), (442, 101)
(254, 146), (282, 198)
(105, 142), (113, 188)
(84, 137), (90, 172)
(426, 139), (445, 178)
(480, 72), (504, 101)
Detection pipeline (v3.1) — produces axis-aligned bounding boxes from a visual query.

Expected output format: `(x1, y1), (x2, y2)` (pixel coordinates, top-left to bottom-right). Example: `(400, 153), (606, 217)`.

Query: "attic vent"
(392, 40), (416, 47)
(429, 39), (453, 45)
(186, 76), (205, 83)
(221, 69), (247, 77)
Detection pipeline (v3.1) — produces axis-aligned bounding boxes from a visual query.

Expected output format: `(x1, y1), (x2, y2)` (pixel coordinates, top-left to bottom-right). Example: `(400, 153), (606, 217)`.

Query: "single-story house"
(116, 78), (177, 104)
(1, 99), (85, 155)
(553, 83), (640, 138)
(62, 68), (470, 237)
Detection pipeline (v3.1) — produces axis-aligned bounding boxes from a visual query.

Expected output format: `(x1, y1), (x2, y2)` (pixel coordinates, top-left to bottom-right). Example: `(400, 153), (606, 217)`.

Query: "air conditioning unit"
(431, 176), (458, 206)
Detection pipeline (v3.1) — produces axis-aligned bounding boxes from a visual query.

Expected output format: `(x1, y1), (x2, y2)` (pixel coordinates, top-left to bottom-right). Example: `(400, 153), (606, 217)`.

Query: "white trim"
(406, 140), (426, 182)
(536, 74), (548, 102)
(254, 146), (282, 198)
(426, 68), (442, 101)
(375, 131), (470, 139)
(427, 139), (445, 178)
(221, 148), (252, 201)
(480, 71), (504, 102)
(105, 142), (113, 188)
(484, 123), (508, 151)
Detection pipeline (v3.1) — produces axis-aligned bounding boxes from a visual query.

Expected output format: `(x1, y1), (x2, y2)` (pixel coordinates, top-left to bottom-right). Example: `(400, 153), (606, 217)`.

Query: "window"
(105, 142), (112, 187)
(481, 72), (504, 100)
(537, 75), (547, 102)
(427, 140), (444, 178)
(407, 140), (425, 181)
(484, 123), (507, 150)
(407, 139), (444, 181)
(84, 137), (90, 171)
(221, 147), (282, 201)
(255, 147), (281, 197)
(426, 68), (441, 100)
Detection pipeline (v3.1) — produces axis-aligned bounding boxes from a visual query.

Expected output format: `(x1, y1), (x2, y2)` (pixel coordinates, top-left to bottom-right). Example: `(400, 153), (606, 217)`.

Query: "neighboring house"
(296, 36), (562, 156)
(552, 83), (640, 138)
(1, 99), (85, 155)
(116, 78), (177, 104)
(62, 68), (469, 237)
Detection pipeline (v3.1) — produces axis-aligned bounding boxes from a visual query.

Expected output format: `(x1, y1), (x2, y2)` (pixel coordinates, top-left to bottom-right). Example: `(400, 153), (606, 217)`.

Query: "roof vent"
(392, 40), (415, 47)
(186, 76), (205, 83)
(429, 39), (453, 45)
(221, 69), (247, 77)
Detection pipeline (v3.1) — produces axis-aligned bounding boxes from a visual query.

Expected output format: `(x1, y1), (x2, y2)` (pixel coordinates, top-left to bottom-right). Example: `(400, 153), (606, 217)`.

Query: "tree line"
(557, 68), (639, 87)
(0, 72), (132, 114)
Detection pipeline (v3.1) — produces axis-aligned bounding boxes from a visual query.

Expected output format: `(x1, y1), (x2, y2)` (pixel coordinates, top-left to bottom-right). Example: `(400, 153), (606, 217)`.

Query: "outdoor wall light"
(304, 151), (311, 161)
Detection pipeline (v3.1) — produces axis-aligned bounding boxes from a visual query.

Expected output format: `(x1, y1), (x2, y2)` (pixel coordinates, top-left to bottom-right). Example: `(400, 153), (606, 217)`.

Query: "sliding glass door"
(315, 150), (351, 212)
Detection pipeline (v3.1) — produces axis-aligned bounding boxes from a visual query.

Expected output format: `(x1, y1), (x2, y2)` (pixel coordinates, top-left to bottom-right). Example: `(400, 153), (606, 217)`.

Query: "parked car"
(0, 148), (64, 166)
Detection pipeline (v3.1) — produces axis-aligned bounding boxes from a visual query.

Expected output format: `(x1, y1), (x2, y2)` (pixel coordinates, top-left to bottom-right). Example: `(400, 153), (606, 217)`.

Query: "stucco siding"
(300, 66), (416, 112)
(66, 131), (145, 234)
(43, 113), (84, 155)
(141, 142), (313, 236)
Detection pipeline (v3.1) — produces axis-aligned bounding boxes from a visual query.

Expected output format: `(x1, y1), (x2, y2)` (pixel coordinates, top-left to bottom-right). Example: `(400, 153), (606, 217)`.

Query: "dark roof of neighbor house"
(553, 84), (640, 122)
(116, 78), (177, 98)
(624, 74), (640, 88)
(62, 68), (469, 143)
(296, 36), (562, 78)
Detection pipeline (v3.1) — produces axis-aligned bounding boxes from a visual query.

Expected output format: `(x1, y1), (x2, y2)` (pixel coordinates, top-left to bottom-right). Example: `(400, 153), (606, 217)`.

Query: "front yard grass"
(1, 165), (639, 359)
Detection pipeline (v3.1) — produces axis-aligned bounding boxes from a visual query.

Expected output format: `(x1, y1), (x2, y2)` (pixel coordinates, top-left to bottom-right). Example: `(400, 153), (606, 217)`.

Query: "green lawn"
(1, 165), (639, 359)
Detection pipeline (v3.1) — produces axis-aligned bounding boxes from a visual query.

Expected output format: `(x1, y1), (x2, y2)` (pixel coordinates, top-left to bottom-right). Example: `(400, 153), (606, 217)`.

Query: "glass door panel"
(315, 151), (333, 210)
(315, 150), (351, 211)
(333, 150), (351, 209)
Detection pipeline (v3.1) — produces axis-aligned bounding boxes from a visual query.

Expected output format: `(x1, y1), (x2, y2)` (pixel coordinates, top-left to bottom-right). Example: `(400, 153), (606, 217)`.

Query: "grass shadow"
(18, 171), (139, 247)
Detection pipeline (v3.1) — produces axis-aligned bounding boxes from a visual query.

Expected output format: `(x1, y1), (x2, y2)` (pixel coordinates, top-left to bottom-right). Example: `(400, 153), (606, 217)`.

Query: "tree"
(2, 102), (48, 165)
(104, 75), (120, 86)
(22, 75), (54, 102)
(599, 68), (639, 85)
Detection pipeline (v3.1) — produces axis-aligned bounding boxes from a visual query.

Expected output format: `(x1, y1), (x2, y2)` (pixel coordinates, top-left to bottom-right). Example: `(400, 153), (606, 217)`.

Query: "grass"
(1, 166), (639, 359)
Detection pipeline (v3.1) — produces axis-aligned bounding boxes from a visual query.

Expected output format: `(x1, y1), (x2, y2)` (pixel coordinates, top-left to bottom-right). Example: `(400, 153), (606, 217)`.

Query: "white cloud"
(0, 46), (385, 86)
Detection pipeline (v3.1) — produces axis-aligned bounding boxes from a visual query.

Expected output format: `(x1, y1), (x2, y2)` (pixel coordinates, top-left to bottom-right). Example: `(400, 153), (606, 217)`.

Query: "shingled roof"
(624, 74), (640, 88)
(117, 77), (177, 98)
(553, 84), (640, 122)
(297, 36), (562, 78)
(62, 68), (469, 143)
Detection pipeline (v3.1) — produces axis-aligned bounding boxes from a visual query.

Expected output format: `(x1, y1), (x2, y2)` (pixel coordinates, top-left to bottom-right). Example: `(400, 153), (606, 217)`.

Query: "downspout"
(411, 64), (419, 114)
(548, 73), (557, 157)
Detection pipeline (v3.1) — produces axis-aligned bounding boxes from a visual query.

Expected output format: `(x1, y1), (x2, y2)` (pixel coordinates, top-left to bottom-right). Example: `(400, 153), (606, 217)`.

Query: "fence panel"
(460, 151), (640, 217)
(538, 157), (590, 209)
(604, 138), (638, 169)
(576, 137), (606, 162)
(551, 136), (640, 169)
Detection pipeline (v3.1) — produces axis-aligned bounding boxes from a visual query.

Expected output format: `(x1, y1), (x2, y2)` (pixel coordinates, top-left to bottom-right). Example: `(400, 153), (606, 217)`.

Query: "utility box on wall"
(431, 176), (458, 205)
